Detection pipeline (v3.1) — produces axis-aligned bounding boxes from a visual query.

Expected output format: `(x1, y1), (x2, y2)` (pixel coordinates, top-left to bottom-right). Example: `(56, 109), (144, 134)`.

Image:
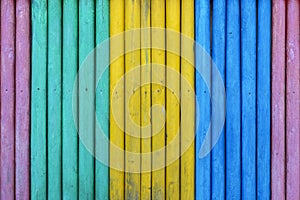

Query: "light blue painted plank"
(257, 0), (271, 199)
(241, 0), (257, 198)
(226, 0), (241, 199)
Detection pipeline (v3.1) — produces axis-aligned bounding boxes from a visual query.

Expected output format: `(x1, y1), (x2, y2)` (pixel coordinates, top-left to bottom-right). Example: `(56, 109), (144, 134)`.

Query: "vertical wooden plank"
(79, 0), (95, 199)
(47, 0), (62, 198)
(151, 0), (165, 198)
(241, 0), (257, 198)
(211, 0), (225, 199)
(226, 0), (241, 198)
(271, 1), (286, 199)
(166, 0), (180, 199)
(180, 0), (194, 199)
(0, 0), (15, 199)
(31, 0), (47, 199)
(125, 0), (141, 199)
(195, 0), (211, 199)
(141, 0), (151, 199)
(15, 0), (30, 199)
(257, 0), (271, 199)
(95, 0), (110, 199)
(62, 0), (79, 199)
(286, 0), (300, 199)
(110, 0), (125, 199)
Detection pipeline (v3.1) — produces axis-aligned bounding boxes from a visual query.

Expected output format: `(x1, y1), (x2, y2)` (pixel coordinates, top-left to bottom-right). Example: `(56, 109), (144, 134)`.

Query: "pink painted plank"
(286, 0), (300, 199)
(0, 0), (15, 199)
(15, 0), (30, 199)
(271, 1), (286, 200)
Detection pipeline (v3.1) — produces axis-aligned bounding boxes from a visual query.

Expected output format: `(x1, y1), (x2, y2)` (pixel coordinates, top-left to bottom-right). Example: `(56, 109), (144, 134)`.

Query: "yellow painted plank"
(180, 0), (195, 199)
(110, 0), (125, 199)
(151, 0), (166, 199)
(141, 0), (151, 199)
(166, 0), (181, 199)
(125, 0), (141, 199)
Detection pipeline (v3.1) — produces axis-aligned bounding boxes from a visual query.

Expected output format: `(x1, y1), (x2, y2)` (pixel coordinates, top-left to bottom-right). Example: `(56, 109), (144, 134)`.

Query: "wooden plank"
(271, 1), (286, 199)
(241, 0), (257, 198)
(79, 1), (95, 199)
(0, 1), (15, 199)
(125, 0), (141, 198)
(226, 0), (241, 198)
(31, 0), (47, 199)
(109, 0), (125, 199)
(151, 0), (165, 198)
(47, 0), (62, 198)
(195, 0), (211, 199)
(180, 0), (194, 199)
(95, 0), (110, 199)
(166, 0), (180, 199)
(211, 0), (225, 199)
(62, 0), (78, 199)
(15, 0), (30, 199)
(141, 0), (151, 199)
(286, 1), (300, 199)
(257, 0), (271, 199)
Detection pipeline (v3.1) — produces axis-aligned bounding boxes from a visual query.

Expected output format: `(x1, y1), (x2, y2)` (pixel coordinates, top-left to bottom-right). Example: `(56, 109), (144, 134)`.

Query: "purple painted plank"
(15, 0), (30, 199)
(286, 0), (300, 199)
(0, 0), (15, 199)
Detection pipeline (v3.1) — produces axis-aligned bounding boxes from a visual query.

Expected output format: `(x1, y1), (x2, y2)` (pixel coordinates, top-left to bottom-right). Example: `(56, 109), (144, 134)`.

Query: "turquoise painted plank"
(95, 0), (110, 199)
(241, 0), (257, 198)
(47, 0), (62, 198)
(257, 0), (271, 199)
(62, 0), (79, 199)
(31, 0), (47, 199)
(195, 0), (211, 199)
(211, 0), (225, 199)
(226, 0), (241, 198)
(79, 1), (95, 199)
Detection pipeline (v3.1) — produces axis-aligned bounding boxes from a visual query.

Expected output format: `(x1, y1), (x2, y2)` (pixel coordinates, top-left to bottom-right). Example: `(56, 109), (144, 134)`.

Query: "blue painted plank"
(257, 0), (271, 199)
(226, 0), (241, 199)
(241, 0), (257, 198)
(95, 0), (110, 199)
(212, 0), (226, 199)
(195, 0), (211, 199)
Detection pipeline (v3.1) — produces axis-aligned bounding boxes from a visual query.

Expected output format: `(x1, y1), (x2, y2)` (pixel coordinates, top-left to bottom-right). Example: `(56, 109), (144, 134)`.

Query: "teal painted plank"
(211, 0), (225, 199)
(257, 0), (271, 199)
(62, 0), (79, 199)
(241, 0), (257, 198)
(95, 0), (110, 199)
(31, 0), (47, 199)
(47, 0), (62, 198)
(79, 1), (95, 199)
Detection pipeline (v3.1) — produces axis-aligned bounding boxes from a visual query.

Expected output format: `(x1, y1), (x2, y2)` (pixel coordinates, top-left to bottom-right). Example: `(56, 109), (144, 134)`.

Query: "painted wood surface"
(211, 0), (226, 199)
(47, 0), (62, 198)
(79, 1), (95, 199)
(125, 0), (141, 199)
(195, 0), (211, 199)
(272, 1), (286, 199)
(151, 1), (165, 199)
(31, 0), (47, 199)
(286, 1), (300, 199)
(257, 0), (271, 199)
(0, 1), (15, 199)
(226, 0), (241, 198)
(180, 0), (194, 199)
(110, 0), (125, 199)
(15, 0), (30, 199)
(141, 0), (151, 199)
(95, 0), (110, 199)
(241, 0), (257, 198)
(62, 0), (78, 199)
(166, 0), (180, 199)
